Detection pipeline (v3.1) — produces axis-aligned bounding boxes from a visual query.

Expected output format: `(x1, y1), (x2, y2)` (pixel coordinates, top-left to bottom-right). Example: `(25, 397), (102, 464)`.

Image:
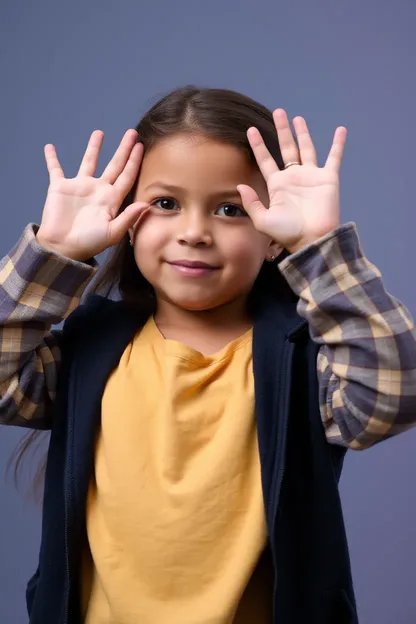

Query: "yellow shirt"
(82, 317), (271, 623)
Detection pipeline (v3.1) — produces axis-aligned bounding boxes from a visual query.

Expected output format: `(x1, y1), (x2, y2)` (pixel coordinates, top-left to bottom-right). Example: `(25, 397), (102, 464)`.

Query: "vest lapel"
(67, 298), (144, 517)
(252, 293), (306, 515)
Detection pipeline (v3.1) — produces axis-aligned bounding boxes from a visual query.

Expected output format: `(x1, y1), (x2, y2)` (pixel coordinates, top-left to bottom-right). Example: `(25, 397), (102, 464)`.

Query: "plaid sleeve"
(0, 224), (98, 428)
(279, 223), (416, 450)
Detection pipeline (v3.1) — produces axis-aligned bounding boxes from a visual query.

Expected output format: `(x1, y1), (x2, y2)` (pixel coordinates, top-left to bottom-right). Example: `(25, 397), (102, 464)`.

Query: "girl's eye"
(216, 204), (247, 218)
(153, 198), (179, 211)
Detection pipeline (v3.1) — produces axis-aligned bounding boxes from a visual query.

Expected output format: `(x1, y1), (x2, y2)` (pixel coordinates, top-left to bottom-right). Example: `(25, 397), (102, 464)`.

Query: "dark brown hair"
(9, 85), (294, 498)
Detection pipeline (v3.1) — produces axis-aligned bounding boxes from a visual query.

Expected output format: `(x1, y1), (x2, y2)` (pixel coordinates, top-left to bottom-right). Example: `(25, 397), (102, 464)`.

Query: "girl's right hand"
(36, 129), (149, 261)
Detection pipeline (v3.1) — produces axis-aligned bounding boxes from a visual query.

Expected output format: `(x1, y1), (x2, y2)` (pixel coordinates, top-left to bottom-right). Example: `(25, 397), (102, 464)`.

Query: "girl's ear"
(266, 241), (284, 262)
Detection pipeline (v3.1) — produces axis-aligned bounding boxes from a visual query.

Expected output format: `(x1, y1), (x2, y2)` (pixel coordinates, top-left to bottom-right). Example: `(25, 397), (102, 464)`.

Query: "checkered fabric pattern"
(280, 224), (416, 448)
(0, 224), (97, 427)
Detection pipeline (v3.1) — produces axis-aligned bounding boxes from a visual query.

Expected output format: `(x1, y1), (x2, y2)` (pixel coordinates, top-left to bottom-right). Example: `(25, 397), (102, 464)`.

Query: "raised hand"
(238, 110), (347, 254)
(36, 129), (149, 261)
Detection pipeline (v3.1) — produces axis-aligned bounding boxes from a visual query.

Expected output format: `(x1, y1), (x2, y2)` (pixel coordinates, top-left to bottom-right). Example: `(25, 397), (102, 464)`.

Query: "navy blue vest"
(26, 292), (358, 624)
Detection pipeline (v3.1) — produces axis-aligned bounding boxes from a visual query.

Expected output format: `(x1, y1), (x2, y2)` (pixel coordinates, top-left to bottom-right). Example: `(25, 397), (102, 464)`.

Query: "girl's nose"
(176, 211), (213, 247)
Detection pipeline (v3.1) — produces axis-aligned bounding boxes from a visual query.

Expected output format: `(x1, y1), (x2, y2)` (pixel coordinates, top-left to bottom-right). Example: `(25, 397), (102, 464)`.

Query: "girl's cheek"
(135, 220), (163, 246)
(228, 234), (267, 259)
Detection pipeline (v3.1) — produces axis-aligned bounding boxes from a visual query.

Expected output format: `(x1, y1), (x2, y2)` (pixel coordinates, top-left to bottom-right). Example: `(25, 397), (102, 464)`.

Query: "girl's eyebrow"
(143, 182), (184, 193)
(143, 181), (242, 199)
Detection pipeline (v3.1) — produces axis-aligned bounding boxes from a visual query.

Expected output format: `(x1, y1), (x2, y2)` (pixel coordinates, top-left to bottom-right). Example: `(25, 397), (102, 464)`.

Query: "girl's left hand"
(237, 110), (347, 254)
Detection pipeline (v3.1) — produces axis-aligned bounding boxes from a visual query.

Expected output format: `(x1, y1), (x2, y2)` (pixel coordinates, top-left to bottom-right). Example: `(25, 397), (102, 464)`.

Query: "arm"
(0, 224), (97, 428)
(280, 223), (416, 450)
(0, 128), (150, 429)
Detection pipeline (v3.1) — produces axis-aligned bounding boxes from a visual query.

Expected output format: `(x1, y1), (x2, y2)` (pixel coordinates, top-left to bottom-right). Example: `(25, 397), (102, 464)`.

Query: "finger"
(44, 144), (65, 181)
(247, 127), (279, 182)
(292, 117), (318, 166)
(108, 202), (149, 246)
(101, 129), (139, 184)
(325, 126), (347, 172)
(113, 142), (144, 197)
(77, 130), (104, 177)
(130, 203), (153, 240)
(272, 109), (300, 166)
(237, 184), (267, 227)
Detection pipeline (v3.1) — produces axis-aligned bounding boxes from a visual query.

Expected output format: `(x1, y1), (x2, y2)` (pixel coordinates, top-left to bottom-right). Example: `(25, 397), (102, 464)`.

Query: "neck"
(155, 295), (251, 330)
(153, 296), (253, 353)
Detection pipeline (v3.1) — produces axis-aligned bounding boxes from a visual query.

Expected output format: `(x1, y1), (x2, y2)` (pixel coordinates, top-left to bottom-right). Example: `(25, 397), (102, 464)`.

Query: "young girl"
(1, 86), (416, 624)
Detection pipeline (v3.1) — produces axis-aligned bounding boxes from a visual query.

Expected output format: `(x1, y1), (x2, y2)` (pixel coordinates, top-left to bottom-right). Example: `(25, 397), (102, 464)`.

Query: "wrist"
(36, 233), (66, 256)
(286, 238), (316, 255)
(35, 233), (87, 262)
(286, 225), (341, 255)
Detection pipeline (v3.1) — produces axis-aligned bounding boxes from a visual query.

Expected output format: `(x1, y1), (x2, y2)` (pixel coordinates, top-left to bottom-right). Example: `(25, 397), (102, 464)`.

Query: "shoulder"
(62, 294), (134, 339)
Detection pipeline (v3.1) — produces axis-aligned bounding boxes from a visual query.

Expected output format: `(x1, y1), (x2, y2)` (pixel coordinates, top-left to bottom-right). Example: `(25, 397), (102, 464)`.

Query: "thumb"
(108, 202), (149, 245)
(237, 184), (266, 226)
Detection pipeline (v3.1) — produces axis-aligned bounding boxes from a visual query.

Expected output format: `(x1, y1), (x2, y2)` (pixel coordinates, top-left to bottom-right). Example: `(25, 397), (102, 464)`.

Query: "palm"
(37, 129), (148, 261)
(266, 166), (340, 247)
(238, 110), (347, 254)
(43, 177), (122, 253)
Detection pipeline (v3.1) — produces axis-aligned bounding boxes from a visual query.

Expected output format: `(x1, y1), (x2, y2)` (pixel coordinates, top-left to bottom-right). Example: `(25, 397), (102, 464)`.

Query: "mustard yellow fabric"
(82, 317), (270, 623)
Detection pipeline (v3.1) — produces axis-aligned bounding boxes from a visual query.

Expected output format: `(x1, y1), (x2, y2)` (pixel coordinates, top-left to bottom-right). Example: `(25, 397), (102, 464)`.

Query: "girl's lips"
(167, 261), (219, 276)
(169, 260), (218, 269)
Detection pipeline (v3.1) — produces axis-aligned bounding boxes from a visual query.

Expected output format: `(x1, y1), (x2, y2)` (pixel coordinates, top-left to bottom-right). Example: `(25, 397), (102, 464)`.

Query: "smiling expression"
(131, 134), (279, 312)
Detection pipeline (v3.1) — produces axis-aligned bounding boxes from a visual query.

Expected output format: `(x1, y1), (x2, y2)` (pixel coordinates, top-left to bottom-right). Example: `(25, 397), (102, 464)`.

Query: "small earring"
(129, 239), (133, 247)
(268, 254), (276, 262)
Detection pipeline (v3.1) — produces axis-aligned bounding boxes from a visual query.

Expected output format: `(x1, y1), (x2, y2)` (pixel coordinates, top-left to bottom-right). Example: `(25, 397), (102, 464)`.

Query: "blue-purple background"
(1, 1), (416, 622)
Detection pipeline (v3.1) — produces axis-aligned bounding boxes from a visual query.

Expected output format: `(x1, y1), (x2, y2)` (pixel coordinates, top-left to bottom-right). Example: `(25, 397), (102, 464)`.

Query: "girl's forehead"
(139, 134), (261, 191)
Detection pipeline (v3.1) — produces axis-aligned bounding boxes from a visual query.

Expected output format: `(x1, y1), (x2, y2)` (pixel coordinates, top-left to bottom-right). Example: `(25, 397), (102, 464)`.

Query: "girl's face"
(131, 133), (280, 312)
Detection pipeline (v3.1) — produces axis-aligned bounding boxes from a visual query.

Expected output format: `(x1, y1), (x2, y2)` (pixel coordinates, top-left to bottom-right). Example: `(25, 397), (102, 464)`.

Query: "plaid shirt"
(1, 223), (416, 449)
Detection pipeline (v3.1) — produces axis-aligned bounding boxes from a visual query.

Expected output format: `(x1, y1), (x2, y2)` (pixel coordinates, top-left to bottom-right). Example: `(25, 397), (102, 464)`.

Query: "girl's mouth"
(167, 260), (220, 276)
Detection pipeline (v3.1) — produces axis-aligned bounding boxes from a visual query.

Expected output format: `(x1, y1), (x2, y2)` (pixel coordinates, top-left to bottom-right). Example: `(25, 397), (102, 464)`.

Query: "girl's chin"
(159, 292), (229, 312)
